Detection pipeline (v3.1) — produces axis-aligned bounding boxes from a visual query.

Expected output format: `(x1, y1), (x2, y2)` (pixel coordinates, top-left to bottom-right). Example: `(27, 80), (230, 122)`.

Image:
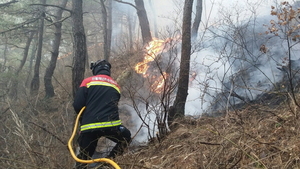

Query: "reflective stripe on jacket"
(80, 120), (122, 131)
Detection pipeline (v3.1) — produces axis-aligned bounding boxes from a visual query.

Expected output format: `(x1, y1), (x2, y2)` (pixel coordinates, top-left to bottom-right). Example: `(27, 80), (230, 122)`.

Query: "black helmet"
(90, 60), (111, 75)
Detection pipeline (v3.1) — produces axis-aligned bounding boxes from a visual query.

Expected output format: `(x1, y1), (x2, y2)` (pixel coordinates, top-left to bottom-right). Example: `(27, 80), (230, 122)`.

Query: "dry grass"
(0, 92), (75, 169)
(114, 103), (300, 169)
(1, 87), (300, 169)
(1, 54), (300, 169)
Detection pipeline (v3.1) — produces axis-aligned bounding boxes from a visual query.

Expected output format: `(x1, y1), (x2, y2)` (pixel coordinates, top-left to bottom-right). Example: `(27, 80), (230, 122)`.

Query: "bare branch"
(114, 0), (137, 10)
(0, 0), (18, 8)
(0, 18), (39, 34)
(46, 14), (71, 27)
(29, 3), (72, 13)
(29, 122), (66, 145)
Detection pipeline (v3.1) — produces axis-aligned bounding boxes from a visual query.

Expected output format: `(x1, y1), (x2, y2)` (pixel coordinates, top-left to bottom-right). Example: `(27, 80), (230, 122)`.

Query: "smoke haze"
(118, 0), (300, 142)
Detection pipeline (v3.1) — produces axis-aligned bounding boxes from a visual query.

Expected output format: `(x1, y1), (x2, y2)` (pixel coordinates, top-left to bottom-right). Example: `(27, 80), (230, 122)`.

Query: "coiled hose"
(68, 106), (121, 169)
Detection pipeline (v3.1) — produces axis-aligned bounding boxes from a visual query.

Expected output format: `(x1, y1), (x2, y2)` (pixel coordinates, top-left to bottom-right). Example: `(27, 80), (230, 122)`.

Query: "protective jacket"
(73, 74), (122, 133)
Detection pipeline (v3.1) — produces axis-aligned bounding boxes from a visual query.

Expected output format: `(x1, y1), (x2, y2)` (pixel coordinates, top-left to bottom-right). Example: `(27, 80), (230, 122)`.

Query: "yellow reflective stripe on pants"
(80, 120), (122, 131)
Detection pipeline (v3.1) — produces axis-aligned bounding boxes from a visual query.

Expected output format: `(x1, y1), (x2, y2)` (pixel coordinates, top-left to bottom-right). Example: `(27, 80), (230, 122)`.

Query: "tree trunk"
(26, 38), (38, 87)
(44, 0), (68, 98)
(134, 0), (152, 45)
(72, 0), (88, 98)
(191, 0), (202, 40)
(30, 0), (46, 96)
(100, 0), (112, 61)
(100, 0), (109, 61)
(9, 31), (35, 99)
(169, 0), (193, 124)
(148, 0), (158, 37)
(107, 0), (112, 60)
(1, 35), (8, 72)
(127, 8), (134, 51)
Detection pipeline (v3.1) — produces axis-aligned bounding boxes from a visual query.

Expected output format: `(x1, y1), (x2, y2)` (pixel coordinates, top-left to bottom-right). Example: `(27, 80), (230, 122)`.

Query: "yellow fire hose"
(68, 106), (121, 169)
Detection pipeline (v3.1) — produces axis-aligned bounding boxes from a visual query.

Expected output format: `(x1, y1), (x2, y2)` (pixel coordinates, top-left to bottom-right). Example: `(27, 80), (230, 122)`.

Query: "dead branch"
(0, 0), (18, 8)
(29, 3), (72, 13)
(29, 121), (66, 145)
(114, 0), (137, 10)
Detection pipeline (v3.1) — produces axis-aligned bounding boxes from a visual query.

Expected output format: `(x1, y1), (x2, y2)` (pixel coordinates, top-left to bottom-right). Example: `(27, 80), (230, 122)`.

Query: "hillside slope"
(113, 102), (300, 169)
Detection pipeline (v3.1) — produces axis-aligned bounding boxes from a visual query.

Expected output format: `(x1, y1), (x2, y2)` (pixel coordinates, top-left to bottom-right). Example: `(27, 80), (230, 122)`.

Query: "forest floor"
(2, 56), (299, 169)
(82, 51), (298, 169)
(110, 100), (300, 169)
(2, 80), (300, 169)
(81, 55), (300, 169)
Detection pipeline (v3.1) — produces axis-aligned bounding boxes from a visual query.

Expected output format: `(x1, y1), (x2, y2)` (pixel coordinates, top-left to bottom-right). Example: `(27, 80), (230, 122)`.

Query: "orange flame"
(134, 39), (166, 76)
(151, 72), (168, 93)
(134, 38), (171, 93)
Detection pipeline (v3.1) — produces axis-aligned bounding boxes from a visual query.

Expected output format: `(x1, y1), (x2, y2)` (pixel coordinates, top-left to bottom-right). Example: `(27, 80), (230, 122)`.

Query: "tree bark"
(107, 0), (112, 60)
(44, 0), (68, 98)
(134, 0), (152, 45)
(30, 0), (46, 96)
(1, 35), (8, 72)
(9, 31), (35, 99)
(191, 0), (202, 40)
(127, 8), (135, 51)
(72, 0), (88, 98)
(26, 38), (38, 87)
(169, 0), (194, 123)
(100, 0), (109, 61)
(148, 0), (158, 37)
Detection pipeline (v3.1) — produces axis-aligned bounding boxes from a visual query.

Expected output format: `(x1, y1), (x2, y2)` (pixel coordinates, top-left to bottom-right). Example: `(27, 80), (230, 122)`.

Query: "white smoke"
(185, 0), (300, 115)
(118, 0), (300, 142)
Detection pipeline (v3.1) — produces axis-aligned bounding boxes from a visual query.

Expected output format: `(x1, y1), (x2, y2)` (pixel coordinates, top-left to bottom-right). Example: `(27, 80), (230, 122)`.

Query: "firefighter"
(73, 60), (131, 169)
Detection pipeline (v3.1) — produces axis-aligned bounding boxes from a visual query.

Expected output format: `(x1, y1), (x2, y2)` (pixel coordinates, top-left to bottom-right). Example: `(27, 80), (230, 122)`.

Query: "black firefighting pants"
(75, 125), (131, 169)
